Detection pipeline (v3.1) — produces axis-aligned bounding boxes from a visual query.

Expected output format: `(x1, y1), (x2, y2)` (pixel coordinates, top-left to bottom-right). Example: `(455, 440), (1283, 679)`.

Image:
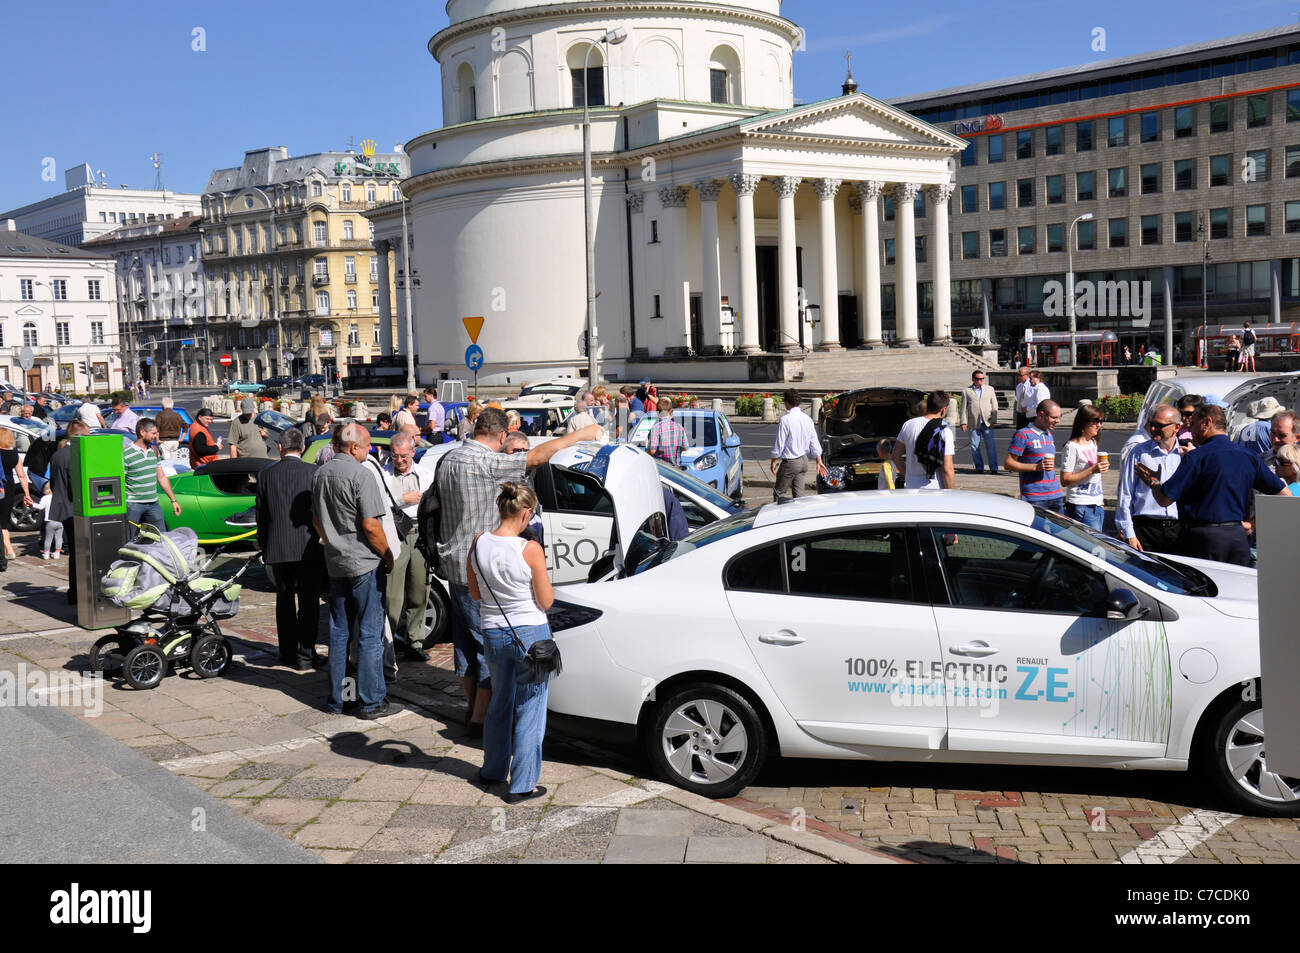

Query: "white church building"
(378, 0), (966, 385)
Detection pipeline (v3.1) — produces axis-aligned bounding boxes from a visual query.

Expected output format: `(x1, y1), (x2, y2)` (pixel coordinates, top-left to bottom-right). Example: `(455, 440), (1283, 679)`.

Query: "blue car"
(629, 408), (743, 497)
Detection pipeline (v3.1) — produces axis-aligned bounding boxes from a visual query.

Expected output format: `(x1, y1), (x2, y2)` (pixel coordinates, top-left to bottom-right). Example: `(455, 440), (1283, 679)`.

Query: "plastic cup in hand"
(1042, 453), (1055, 472)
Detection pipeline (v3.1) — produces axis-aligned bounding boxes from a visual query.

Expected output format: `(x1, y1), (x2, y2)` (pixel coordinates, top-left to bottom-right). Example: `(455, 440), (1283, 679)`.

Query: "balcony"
(277, 237), (300, 248)
(344, 273), (357, 283)
(311, 273), (330, 286)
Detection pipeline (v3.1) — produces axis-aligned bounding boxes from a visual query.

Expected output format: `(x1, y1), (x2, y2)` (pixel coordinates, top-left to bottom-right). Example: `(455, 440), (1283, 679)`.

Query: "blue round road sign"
(465, 344), (484, 371)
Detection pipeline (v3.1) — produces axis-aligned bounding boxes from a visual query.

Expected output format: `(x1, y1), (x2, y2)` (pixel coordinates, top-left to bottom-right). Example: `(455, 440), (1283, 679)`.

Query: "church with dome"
(371, 0), (965, 385)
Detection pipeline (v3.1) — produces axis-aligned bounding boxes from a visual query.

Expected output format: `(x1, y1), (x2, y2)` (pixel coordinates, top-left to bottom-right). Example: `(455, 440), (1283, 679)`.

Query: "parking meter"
(70, 433), (129, 628)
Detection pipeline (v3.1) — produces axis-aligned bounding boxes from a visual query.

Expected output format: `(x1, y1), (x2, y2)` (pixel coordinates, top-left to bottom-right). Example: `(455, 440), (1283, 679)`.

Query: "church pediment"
(740, 95), (964, 150)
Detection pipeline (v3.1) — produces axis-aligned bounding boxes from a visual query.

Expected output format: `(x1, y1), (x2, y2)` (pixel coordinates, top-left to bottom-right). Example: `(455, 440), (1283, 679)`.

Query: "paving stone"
(228, 761), (303, 780)
(614, 807), (699, 837)
(362, 827), (456, 853)
(294, 823), (383, 849)
(388, 804), (474, 829)
(408, 780), (485, 805)
(316, 800), (401, 827)
(339, 777), (423, 801)
(685, 836), (767, 864)
(603, 836), (689, 864)
(249, 798), (327, 827)
(273, 777), (355, 800)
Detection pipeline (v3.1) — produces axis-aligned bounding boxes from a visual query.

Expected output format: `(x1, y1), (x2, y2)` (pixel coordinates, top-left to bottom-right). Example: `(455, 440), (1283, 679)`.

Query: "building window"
(52, 278), (67, 299)
(343, 220), (354, 240)
(960, 185), (977, 213)
(1141, 214), (1160, 245)
(19, 278), (33, 300)
(1174, 159), (1196, 190)
(1016, 130), (1033, 159)
(1016, 178), (1034, 207)
(914, 190), (925, 219)
(1174, 211), (1195, 242)
(652, 293), (662, 317)
(1045, 174), (1063, 204)
(1140, 112), (1159, 142)
(1209, 154), (1229, 186)
(87, 278), (101, 300)
(1076, 171), (1095, 201)
(1247, 94), (1269, 128)
(392, 186), (401, 202)
(347, 289), (357, 310)
(1018, 226), (1035, 255)
(1046, 223), (1064, 253)
(1288, 145), (1300, 179)
(1210, 100), (1232, 133)
(1246, 204), (1268, 237)
(1076, 121), (1094, 151)
(90, 321), (104, 345)
(884, 239), (895, 265)
(1141, 163), (1160, 194)
(371, 291), (379, 314)
(1108, 116), (1127, 147)
(649, 219), (659, 243)
(320, 326), (333, 346)
(883, 195), (895, 221)
(314, 257), (328, 277)
(1286, 201), (1300, 233)
(22, 322), (37, 347)
(961, 231), (979, 259)
(1174, 106), (1195, 138)
(1246, 148), (1269, 182)
(344, 256), (356, 278)
(989, 229), (1006, 257)
(1108, 167), (1127, 198)
(370, 258), (379, 280)
(710, 69), (729, 104)
(316, 291), (330, 315)
(311, 181), (323, 197)
(987, 181), (1005, 210)
(1045, 125), (1062, 156)
(960, 140), (976, 167)
(1077, 220), (1096, 250)
(987, 134), (1004, 163)
(342, 183), (352, 202)
(313, 221), (327, 245)
(1209, 207), (1230, 239)
(56, 322), (70, 346)
(1109, 218), (1127, 248)
(915, 236), (927, 263)
(365, 183), (376, 204)
(571, 63), (605, 108)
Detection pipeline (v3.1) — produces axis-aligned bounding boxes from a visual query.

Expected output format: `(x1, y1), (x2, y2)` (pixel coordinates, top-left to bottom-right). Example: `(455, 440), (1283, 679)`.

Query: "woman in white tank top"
(468, 481), (555, 802)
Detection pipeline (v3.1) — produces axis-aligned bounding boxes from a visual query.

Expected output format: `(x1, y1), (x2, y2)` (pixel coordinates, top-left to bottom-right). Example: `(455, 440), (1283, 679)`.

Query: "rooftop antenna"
(150, 152), (164, 190)
(345, 135), (355, 153)
(95, 169), (107, 187)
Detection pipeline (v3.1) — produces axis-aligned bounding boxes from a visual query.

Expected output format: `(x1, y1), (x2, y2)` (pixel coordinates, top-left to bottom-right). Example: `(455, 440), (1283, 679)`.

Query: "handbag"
(370, 458), (416, 538)
(471, 536), (562, 682)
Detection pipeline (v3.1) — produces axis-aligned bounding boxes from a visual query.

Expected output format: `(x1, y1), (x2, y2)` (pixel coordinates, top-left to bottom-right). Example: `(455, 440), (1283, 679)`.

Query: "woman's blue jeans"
(1064, 501), (1105, 530)
(482, 623), (551, 794)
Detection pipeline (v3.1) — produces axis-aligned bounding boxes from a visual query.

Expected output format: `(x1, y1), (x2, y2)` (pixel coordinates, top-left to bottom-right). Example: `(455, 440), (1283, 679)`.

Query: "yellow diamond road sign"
(462, 316), (484, 344)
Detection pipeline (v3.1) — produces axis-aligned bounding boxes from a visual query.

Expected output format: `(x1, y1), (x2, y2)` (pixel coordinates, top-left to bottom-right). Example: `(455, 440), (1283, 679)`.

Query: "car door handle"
(758, 631), (805, 645)
(560, 521), (586, 531)
(949, 641), (999, 657)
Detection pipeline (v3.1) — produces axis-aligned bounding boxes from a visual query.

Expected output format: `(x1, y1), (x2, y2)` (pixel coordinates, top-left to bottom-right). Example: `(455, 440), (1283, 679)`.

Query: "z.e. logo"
(1015, 665), (1073, 702)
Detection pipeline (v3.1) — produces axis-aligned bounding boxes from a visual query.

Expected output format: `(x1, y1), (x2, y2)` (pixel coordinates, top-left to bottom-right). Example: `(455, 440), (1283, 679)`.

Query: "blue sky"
(2, 0), (1297, 211)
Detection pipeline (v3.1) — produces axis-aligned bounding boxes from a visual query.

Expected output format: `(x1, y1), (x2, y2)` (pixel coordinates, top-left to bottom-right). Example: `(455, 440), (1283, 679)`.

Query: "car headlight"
(694, 453), (717, 471)
(823, 465), (846, 488)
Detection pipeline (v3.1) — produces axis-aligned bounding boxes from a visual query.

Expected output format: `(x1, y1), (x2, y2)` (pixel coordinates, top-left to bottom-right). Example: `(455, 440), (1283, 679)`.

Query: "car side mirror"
(1106, 587), (1147, 621)
(724, 434), (741, 448)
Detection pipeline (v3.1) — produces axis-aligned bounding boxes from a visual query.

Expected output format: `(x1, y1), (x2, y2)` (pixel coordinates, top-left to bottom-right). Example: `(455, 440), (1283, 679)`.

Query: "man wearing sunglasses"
(1115, 404), (1182, 554)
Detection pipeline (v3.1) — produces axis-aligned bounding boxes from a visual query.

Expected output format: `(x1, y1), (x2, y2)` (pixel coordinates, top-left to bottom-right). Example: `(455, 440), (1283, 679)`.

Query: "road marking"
(158, 713), (415, 771)
(0, 627), (81, 643)
(431, 781), (675, 864)
(1115, 808), (1238, 864)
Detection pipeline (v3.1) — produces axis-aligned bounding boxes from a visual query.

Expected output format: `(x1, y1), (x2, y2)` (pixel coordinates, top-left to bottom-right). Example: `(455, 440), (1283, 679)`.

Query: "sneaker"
(52, 551), (61, 559)
(358, 699), (405, 720)
(41, 552), (49, 560)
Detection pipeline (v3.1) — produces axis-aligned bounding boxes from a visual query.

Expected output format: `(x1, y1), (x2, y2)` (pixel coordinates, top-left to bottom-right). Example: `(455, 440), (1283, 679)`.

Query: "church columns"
(728, 173), (761, 354)
(856, 181), (884, 348)
(927, 184), (955, 345)
(695, 179), (725, 355)
(375, 239), (394, 357)
(814, 178), (842, 350)
(774, 175), (802, 352)
(658, 186), (692, 358)
(891, 183), (920, 347)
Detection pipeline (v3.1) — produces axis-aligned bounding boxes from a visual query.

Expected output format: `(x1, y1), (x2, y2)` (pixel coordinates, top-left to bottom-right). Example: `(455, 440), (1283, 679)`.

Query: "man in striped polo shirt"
(1004, 400), (1065, 513)
(124, 418), (183, 539)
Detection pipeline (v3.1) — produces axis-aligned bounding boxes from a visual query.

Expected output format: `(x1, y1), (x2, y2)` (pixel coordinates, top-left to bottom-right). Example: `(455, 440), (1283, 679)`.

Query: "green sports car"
(164, 458), (274, 545)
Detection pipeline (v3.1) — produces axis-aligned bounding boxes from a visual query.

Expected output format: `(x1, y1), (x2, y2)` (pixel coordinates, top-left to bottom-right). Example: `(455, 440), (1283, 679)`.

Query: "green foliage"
(1098, 393), (1144, 422)
(734, 392), (774, 416)
(110, 389), (133, 405)
(261, 388), (281, 400)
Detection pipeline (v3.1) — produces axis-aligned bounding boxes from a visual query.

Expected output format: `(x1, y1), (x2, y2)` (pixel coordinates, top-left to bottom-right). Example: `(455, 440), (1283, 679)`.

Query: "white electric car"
(544, 490), (1290, 816)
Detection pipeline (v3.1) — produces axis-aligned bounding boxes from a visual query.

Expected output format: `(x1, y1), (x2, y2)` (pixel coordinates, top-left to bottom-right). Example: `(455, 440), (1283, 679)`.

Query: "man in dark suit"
(256, 428), (326, 670)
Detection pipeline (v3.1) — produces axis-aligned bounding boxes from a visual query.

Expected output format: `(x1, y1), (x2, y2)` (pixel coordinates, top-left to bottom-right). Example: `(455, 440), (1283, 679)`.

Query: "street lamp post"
(1199, 213), (1210, 351)
(1066, 212), (1094, 369)
(582, 26), (628, 389)
(33, 280), (63, 392)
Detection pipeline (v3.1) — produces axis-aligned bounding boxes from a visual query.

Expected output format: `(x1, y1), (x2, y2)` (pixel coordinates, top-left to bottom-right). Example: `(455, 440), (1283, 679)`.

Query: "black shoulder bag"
(471, 535), (562, 682)
(369, 458), (415, 539)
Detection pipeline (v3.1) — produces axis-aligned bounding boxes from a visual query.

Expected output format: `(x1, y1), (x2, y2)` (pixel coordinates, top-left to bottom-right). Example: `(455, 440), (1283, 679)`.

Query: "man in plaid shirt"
(647, 398), (690, 467)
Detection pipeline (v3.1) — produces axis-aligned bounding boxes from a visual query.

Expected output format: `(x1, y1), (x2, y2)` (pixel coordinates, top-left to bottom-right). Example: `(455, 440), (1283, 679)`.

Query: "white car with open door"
(543, 490), (1290, 816)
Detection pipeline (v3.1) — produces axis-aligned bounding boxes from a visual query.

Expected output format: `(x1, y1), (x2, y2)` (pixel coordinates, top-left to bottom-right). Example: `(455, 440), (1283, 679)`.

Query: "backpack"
(913, 419), (949, 479)
(298, 417), (317, 440)
(1243, 328), (1257, 348)
(415, 452), (450, 565)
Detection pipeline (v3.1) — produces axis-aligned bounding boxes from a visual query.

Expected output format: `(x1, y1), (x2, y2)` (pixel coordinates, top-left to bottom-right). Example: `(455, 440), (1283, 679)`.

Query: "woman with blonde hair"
(468, 481), (554, 802)
(1275, 442), (1300, 496)
(462, 399), (483, 441)
(0, 428), (34, 566)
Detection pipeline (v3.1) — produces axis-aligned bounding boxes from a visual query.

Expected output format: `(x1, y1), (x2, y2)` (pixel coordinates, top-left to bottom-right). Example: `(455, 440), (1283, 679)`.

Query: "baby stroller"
(90, 525), (259, 690)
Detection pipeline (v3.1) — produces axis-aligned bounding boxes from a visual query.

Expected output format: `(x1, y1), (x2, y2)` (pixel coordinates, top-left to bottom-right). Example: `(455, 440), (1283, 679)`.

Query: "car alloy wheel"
(1201, 693), (1300, 817)
(648, 683), (766, 798)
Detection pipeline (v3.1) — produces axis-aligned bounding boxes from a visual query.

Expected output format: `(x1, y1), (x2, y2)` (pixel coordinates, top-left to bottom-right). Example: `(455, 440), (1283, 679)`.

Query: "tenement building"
(200, 147), (408, 382)
(388, 0), (965, 386)
(889, 23), (1300, 358)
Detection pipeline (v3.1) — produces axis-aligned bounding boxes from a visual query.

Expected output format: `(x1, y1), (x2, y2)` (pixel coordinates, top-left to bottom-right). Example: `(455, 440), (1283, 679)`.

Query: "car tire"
(423, 575), (452, 645)
(1197, 688), (1300, 817)
(646, 682), (767, 799)
(122, 644), (168, 690)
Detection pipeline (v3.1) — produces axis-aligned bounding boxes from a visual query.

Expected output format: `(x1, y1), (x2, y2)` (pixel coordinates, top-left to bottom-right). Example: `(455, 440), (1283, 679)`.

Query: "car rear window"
(635, 509), (759, 572)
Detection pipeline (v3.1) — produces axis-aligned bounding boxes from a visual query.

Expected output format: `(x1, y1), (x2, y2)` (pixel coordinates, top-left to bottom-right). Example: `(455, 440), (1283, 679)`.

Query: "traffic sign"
(465, 344), (484, 371)
(462, 316), (484, 344)
(18, 346), (34, 371)
(1024, 328), (1034, 343)
(219, 354), (233, 366)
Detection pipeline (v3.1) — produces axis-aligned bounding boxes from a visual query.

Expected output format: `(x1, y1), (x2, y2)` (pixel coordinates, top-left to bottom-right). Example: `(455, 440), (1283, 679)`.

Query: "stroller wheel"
(89, 635), (133, 676)
(189, 634), (232, 679)
(123, 644), (168, 690)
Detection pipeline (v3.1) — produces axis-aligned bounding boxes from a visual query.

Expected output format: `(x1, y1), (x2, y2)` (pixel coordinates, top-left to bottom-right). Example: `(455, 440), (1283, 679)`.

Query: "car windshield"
(256, 410), (298, 430)
(513, 409), (552, 436)
(657, 460), (741, 510)
(632, 414), (718, 447)
(635, 508), (759, 573)
(1033, 510), (1213, 596)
